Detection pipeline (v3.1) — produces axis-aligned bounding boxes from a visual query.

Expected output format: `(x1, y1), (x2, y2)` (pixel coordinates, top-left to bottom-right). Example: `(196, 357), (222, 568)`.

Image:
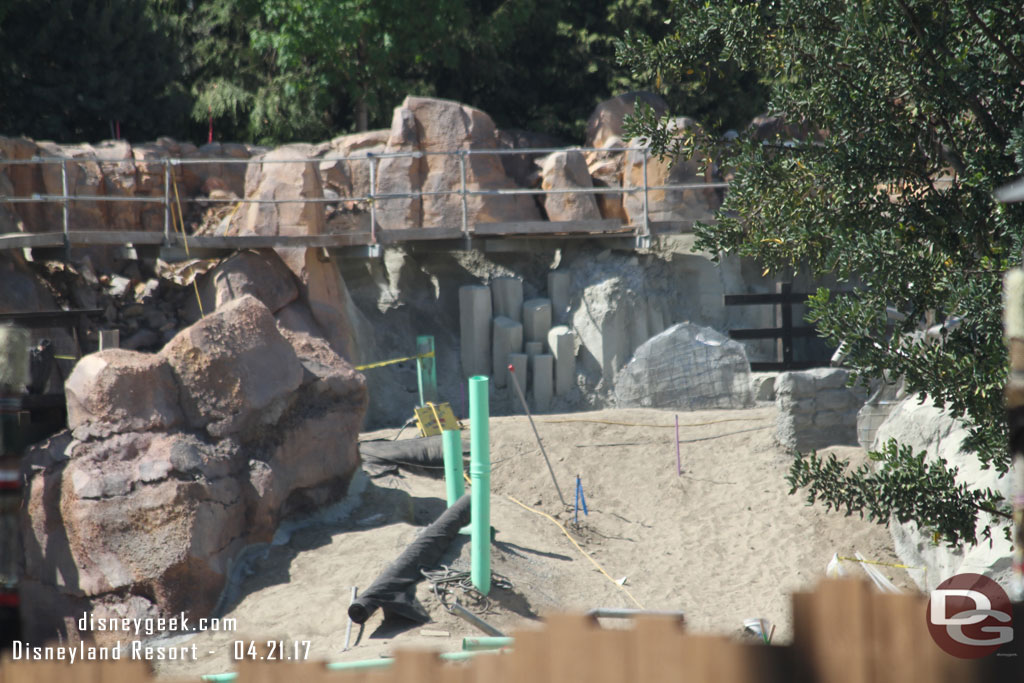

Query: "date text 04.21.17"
(233, 640), (311, 661)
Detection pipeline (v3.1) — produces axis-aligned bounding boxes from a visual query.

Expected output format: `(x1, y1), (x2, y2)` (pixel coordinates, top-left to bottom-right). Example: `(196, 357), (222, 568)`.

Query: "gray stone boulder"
(614, 322), (753, 410)
(774, 367), (866, 451)
(162, 295), (304, 437)
(873, 397), (1017, 597)
(538, 150), (602, 222)
(65, 350), (183, 438)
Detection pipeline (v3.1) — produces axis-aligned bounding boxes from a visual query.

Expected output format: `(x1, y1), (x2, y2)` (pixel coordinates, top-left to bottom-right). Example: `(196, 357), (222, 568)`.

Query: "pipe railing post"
(367, 153), (378, 244)
(459, 150), (469, 246)
(163, 159), (172, 246)
(641, 144), (651, 243)
(59, 159), (71, 260)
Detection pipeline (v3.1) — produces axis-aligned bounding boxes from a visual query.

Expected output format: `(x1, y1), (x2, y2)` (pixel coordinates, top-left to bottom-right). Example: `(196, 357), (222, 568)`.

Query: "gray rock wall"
(775, 368), (866, 451)
(872, 397), (1018, 598)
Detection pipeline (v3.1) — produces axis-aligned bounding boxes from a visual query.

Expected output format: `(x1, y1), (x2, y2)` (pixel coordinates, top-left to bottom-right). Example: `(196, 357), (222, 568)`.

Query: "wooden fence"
(724, 282), (828, 371)
(1, 579), (1020, 682)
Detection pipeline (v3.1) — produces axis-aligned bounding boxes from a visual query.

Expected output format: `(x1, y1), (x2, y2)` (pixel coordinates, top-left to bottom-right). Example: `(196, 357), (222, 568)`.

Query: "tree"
(0, 0), (188, 141)
(619, 0), (1024, 546)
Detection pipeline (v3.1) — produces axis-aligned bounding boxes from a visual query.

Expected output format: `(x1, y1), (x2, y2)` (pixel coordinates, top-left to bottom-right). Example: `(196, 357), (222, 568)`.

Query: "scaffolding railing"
(0, 146), (728, 252)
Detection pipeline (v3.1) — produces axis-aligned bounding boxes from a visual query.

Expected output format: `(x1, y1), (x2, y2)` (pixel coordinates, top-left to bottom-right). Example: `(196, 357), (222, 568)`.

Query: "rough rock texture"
(20, 295), (367, 646)
(538, 150), (602, 221)
(375, 96), (540, 230)
(321, 130), (390, 233)
(233, 144), (326, 238)
(622, 118), (721, 225)
(584, 92), (668, 149)
(65, 350), (183, 438)
(0, 135), (251, 235)
(872, 398), (1017, 597)
(774, 368), (866, 451)
(187, 249), (299, 321)
(162, 295), (304, 437)
(614, 323), (753, 410)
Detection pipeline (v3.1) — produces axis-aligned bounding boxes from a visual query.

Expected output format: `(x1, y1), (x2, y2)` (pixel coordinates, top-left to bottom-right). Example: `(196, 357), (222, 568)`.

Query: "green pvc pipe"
(463, 636), (514, 651)
(469, 375), (491, 595)
(442, 428), (465, 507)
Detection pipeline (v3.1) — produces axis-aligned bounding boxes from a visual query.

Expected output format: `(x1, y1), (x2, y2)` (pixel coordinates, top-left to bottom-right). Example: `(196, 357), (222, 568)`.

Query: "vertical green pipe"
(469, 375), (491, 595)
(416, 335), (438, 406)
(442, 429), (465, 507)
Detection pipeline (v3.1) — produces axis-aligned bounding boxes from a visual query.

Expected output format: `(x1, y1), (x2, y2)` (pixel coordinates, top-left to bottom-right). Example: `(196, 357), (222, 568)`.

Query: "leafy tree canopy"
(0, 0), (188, 141)
(619, 0), (1024, 545)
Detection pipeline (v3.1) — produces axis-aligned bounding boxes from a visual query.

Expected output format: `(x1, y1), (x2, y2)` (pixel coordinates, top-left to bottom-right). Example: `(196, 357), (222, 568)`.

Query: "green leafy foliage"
(788, 440), (1010, 546)
(619, 0), (1024, 545)
(0, 0), (188, 141)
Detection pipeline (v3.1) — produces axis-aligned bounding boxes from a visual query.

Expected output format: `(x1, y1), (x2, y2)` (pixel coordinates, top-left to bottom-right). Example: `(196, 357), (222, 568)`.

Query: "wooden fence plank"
(793, 579), (872, 683)
(631, 615), (687, 683)
(466, 649), (503, 683)
(391, 650), (440, 683)
(543, 614), (596, 682)
(870, 591), (982, 683)
(503, 629), (547, 683)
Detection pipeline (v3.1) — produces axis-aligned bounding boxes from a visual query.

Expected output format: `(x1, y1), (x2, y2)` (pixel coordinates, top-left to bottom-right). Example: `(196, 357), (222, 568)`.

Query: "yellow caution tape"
(507, 494), (645, 609)
(354, 350), (434, 371)
(836, 556), (920, 571)
(54, 354), (77, 360)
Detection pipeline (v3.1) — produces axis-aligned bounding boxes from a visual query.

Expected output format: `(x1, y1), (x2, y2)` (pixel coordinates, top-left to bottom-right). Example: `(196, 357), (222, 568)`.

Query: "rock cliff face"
(20, 288), (367, 646)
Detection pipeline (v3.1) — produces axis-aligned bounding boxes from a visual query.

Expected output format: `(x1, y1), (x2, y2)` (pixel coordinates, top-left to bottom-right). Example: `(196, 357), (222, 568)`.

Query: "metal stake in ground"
(507, 364), (566, 507)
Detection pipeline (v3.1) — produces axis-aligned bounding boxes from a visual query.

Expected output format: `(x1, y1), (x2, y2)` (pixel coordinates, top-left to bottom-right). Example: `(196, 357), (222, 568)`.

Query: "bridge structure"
(0, 146), (725, 261)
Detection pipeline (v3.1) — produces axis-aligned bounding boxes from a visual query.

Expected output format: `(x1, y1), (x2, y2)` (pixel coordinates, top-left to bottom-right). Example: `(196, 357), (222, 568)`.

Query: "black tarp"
(359, 435), (467, 476)
(348, 494), (471, 624)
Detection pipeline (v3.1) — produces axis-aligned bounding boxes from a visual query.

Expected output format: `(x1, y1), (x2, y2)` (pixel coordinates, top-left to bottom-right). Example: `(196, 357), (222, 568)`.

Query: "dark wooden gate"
(724, 282), (828, 371)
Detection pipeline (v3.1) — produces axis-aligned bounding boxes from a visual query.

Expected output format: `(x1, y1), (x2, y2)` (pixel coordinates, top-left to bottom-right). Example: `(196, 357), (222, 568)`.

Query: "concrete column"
(530, 353), (554, 412)
(547, 325), (575, 396)
(508, 352), (528, 410)
(491, 277), (523, 323)
(525, 341), (544, 357)
(459, 284), (492, 378)
(491, 316), (523, 388)
(548, 271), (571, 324)
(523, 298), (552, 344)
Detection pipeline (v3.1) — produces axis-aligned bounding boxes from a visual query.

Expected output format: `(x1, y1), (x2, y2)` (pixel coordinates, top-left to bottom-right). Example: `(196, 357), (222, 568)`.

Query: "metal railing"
(0, 146), (728, 251)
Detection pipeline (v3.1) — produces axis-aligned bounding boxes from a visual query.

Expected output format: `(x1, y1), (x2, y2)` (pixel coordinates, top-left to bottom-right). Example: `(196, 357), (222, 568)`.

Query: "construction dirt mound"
(153, 406), (912, 679)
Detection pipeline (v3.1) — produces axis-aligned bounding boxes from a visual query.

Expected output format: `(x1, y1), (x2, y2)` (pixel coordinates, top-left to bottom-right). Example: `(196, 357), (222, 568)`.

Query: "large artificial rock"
(65, 350), (183, 438)
(161, 295), (304, 437)
(584, 92), (668, 149)
(321, 130), (389, 232)
(494, 128), (566, 188)
(872, 398), (1017, 597)
(622, 118), (721, 225)
(614, 323), (753, 410)
(187, 249), (299, 321)
(538, 150), (602, 221)
(375, 96), (540, 230)
(774, 368), (865, 451)
(20, 297), (367, 646)
(233, 143), (326, 238)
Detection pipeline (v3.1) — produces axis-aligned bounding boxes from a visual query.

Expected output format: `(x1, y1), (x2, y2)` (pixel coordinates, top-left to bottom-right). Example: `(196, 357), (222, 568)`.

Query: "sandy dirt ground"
(154, 406), (913, 679)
